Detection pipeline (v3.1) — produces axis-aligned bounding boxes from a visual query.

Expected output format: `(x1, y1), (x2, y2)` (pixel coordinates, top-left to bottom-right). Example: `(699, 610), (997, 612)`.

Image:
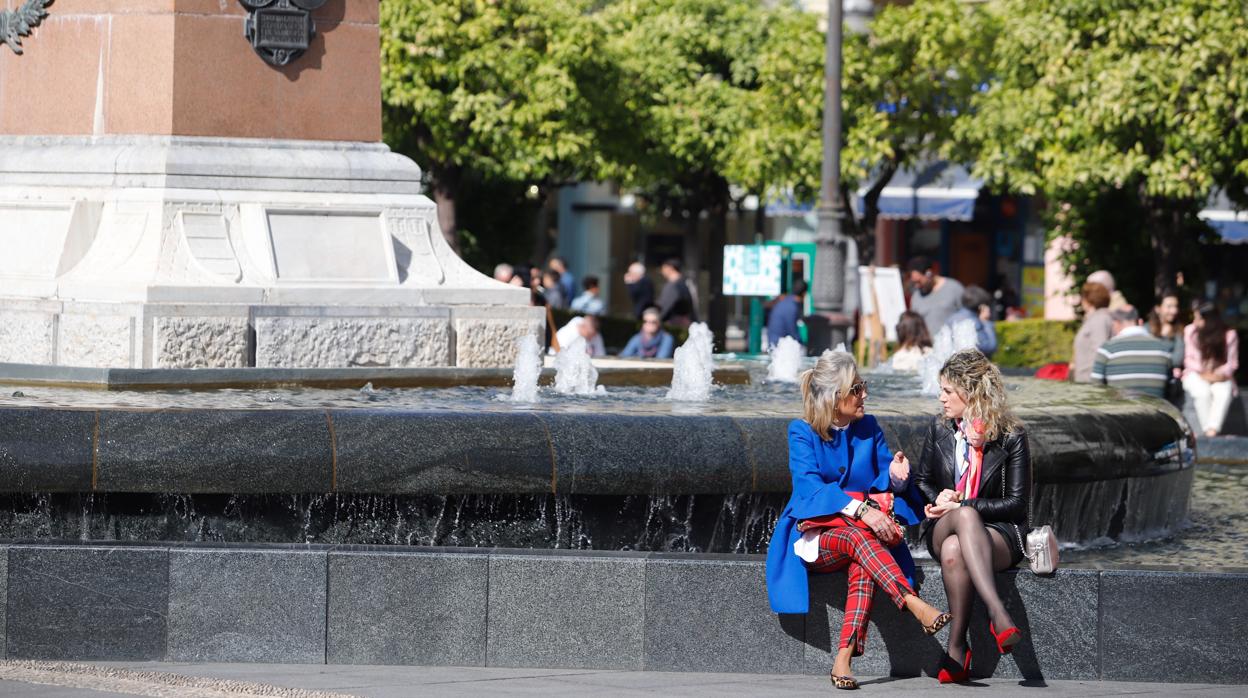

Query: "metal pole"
(808, 0), (850, 351)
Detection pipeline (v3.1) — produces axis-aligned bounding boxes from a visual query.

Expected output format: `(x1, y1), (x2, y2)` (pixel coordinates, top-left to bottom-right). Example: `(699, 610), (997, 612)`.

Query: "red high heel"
(937, 649), (971, 684)
(990, 621), (1023, 654)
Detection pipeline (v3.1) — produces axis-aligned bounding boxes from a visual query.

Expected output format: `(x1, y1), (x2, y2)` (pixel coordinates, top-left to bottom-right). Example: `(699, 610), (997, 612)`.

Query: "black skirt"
(921, 519), (1025, 568)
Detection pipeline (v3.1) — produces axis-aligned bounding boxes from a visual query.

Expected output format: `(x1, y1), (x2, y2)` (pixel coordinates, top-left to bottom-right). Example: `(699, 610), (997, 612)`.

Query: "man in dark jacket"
(624, 261), (655, 319)
(657, 258), (698, 327)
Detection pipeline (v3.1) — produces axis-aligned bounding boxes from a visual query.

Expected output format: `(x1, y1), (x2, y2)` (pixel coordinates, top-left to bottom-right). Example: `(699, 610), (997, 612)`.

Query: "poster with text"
(723, 245), (783, 297)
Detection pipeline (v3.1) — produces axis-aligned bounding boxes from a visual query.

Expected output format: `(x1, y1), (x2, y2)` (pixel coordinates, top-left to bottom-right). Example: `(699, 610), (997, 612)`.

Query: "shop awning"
(1199, 190), (1248, 244)
(853, 160), (982, 222)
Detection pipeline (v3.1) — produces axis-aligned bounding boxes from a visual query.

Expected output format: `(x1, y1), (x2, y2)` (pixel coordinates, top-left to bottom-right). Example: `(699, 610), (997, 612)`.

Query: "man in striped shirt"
(1090, 306), (1173, 398)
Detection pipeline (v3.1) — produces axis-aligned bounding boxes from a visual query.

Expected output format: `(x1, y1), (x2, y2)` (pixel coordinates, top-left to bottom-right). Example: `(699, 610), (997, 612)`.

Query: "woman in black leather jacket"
(914, 349), (1032, 683)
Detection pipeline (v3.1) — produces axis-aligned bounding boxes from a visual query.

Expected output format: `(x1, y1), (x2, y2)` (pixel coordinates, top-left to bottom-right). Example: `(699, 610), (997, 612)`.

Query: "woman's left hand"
(889, 451), (910, 484)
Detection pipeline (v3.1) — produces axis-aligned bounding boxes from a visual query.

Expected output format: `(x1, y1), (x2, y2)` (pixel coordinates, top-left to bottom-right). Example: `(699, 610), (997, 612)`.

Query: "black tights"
(931, 506), (1015, 659)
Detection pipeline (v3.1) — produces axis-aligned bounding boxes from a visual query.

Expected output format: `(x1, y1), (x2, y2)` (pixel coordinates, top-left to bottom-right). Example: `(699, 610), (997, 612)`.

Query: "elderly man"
(620, 307), (674, 359)
(623, 262), (655, 319)
(493, 263), (514, 284)
(1090, 306), (1173, 398)
(554, 314), (605, 357)
(1087, 269), (1131, 311)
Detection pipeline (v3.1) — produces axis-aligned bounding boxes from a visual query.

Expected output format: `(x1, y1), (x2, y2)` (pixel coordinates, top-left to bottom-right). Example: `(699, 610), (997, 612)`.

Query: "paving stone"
(487, 553), (645, 669)
(167, 549), (326, 663)
(6, 546), (167, 660)
(327, 551), (488, 665)
(644, 557), (805, 673)
(1101, 569), (1248, 683)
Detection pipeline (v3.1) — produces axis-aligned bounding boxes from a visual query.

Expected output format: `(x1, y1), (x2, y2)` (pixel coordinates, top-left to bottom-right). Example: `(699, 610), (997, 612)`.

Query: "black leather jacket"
(913, 417), (1032, 555)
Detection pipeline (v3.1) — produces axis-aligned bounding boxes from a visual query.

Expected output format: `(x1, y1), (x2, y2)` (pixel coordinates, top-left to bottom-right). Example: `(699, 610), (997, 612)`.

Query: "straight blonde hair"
(939, 348), (1019, 442)
(800, 350), (859, 440)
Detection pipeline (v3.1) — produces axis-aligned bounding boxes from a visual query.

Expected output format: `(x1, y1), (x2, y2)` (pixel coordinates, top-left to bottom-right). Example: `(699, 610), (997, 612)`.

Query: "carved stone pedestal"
(0, 136), (541, 368)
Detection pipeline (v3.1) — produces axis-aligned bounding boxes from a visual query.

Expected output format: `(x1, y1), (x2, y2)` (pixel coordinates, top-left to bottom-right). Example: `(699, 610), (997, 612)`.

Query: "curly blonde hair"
(800, 350), (859, 440)
(939, 349), (1019, 441)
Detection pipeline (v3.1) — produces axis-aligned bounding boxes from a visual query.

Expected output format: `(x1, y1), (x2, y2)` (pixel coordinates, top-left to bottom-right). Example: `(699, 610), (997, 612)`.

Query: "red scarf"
(957, 419), (985, 500)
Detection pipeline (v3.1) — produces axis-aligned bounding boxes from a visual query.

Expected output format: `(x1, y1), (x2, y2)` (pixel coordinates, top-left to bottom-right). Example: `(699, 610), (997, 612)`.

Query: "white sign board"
(723, 245), (783, 297)
(858, 265), (907, 342)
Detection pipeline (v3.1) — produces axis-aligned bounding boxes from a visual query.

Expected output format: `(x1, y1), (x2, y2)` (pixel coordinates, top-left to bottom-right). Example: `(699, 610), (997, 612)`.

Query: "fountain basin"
(0, 373), (1193, 546)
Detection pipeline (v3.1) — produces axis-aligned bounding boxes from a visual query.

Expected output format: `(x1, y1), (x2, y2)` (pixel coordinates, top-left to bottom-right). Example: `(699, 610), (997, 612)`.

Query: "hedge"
(993, 318), (1078, 369)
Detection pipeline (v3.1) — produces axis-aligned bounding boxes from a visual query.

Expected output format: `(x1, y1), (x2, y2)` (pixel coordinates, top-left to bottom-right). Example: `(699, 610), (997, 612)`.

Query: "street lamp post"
(806, 0), (853, 353)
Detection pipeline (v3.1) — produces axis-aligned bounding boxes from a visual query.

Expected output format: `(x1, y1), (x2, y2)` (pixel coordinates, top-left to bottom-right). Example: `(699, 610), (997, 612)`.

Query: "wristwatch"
(853, 501), (867, 519)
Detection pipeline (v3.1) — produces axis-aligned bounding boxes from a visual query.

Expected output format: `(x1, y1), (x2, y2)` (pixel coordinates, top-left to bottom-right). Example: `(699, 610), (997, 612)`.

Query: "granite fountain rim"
(0, 361), (751, 391)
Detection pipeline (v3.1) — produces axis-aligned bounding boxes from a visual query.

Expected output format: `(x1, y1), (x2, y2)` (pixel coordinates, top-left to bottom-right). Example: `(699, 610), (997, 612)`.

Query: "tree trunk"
(1143, 194), (1182, 301)
(431, 166), (462, 253)
(707, 178), (730, 350)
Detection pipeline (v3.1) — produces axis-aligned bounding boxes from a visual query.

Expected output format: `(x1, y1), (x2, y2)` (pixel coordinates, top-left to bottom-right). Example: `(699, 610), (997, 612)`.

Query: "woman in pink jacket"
(1182, 302), (1240, 437)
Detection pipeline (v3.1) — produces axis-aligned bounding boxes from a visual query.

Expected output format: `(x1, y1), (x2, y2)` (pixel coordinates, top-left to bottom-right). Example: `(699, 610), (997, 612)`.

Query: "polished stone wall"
(0, 543), (1243, 683)
(0, 406), (1185, 497)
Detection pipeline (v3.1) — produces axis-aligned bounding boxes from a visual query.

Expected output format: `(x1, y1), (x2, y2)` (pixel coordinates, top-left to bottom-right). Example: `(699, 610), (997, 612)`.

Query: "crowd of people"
(886, 259), (1240, 438)
(494, 253), (1240, 436)
(490, 255), (697, 359)
(1072, 271), (1240, 438)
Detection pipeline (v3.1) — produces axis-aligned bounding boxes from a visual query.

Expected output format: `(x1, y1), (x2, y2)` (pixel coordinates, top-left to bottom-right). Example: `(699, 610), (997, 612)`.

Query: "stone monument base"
(0, 136), (541, 368)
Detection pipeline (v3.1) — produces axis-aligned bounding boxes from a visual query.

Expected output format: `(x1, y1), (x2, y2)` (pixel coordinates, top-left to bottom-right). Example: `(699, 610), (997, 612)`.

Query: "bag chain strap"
(1000, 454), (1033, 561)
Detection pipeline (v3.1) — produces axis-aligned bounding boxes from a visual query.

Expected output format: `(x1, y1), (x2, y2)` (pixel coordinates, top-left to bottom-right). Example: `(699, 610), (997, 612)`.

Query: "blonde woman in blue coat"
(766, 351), (951, 689)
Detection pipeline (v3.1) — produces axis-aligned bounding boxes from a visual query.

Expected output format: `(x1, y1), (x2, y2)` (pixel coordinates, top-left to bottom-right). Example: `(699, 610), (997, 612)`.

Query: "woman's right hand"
(924, 501), (960, 520)
(935, 489), (961, 507)
(860, 507), (901, 545)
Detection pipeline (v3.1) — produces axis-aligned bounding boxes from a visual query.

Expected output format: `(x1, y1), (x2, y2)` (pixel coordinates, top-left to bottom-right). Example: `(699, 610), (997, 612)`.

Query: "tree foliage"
(841, 0), (999, 258)
(959, 0), (1248, 297)
(594, 0), (814, 205)
(380, 0), (604, 248)
(593, 0), (825, 339)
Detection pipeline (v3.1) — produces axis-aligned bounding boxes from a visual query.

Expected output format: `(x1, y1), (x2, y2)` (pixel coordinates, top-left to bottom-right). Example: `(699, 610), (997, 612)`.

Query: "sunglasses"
(847, 381), (868, 398)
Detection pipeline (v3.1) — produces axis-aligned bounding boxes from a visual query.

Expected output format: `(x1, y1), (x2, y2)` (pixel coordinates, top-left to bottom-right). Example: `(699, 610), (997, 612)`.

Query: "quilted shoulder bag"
(1002, 465), (1059, 574)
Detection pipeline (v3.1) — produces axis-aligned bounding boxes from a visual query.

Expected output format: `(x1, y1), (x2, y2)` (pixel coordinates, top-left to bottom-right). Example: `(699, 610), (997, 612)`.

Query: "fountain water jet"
(554, 337), (601, 395)
(667, 323), (715, 401)
(919, 320), (978, 395)
(509, 335), (542, 403)
(766, 337), (805, 383)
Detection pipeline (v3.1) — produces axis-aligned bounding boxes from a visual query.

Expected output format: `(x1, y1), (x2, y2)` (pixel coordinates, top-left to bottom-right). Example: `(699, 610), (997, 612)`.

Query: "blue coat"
(765, 416), (925, 615)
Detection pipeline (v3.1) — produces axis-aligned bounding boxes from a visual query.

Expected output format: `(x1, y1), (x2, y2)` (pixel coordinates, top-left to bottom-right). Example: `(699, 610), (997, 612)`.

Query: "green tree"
(380, 0), (603, 251)
(959, 0), (1248, 297)
(596, 0), (822, 341)
(840, 0), (999, 262)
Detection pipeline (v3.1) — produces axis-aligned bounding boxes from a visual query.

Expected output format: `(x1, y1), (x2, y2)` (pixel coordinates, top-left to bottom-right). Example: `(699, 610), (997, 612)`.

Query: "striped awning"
(854, 160), (982, 222)
(1199, 190), (1248, 243)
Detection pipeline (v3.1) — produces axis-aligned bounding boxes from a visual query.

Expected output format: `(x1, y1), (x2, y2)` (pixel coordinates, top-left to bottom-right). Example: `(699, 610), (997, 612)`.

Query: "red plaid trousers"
(805, 526), (914, 654)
